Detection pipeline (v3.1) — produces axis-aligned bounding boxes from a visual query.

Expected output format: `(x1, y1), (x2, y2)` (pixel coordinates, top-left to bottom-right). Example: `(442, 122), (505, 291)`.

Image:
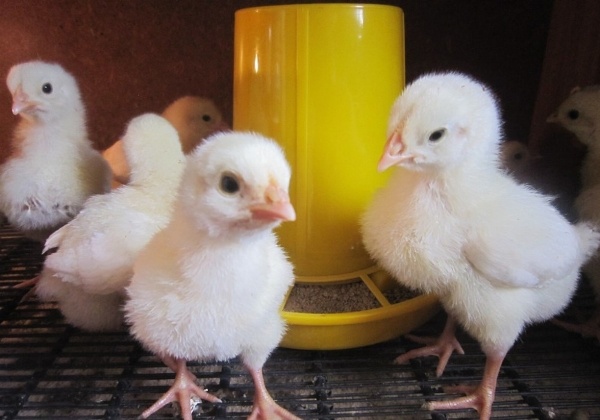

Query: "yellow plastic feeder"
(233, 4), (439, 350)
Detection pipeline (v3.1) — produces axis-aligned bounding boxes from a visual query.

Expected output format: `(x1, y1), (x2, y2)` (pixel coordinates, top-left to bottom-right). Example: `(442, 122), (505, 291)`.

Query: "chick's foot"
(247, 367), (300, 420)
(423, 388), (493, 420)
(141, 358), (221, 420)
(423, 351), (504, 420)
(552, 310), (600, 342)
(395, 316), (464, 377)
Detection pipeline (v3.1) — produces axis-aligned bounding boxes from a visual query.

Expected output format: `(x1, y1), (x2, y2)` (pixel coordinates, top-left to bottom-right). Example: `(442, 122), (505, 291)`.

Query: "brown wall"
(0, 0), (553, 163)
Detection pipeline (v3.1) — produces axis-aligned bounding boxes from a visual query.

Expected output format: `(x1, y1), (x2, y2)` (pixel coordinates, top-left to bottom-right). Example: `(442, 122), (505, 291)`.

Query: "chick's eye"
(220, 173), (240, 194)
(42, 83), (52, 94)
(567, 109), (579, 120)
(428, 128), (446, 142)
(202, 114), (212, 122)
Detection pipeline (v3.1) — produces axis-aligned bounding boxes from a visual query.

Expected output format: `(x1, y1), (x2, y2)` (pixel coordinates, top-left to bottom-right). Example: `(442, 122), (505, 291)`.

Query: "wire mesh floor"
(0, 223), (599, 419)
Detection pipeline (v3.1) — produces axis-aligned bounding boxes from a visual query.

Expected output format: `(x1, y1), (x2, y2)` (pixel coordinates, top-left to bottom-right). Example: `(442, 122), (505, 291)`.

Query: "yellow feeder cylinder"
(234, 4), (404, 279)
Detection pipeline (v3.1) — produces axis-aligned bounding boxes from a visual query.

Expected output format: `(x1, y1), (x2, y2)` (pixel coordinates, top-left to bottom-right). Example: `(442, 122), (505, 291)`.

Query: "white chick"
(548, 85), (600, 340)
(0, 60), (111, 242)
(125, 131), (299, 420)
(361, 72), (599, 419)
(35, 113), (185, 331)
(103, 96), (227, 186)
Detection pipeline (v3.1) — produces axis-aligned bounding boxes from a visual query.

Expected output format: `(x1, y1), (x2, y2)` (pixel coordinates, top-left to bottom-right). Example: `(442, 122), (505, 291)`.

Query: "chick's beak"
(546, 112), (558, 123)
(378, 130), (409, 172)
(250, 183), (296, 222)
(11, 86), (35, 115)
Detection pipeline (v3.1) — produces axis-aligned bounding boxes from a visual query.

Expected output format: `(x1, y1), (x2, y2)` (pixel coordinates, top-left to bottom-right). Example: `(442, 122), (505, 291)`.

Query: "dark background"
(1, 0), (599, 208)
(0, 1), (553, 152)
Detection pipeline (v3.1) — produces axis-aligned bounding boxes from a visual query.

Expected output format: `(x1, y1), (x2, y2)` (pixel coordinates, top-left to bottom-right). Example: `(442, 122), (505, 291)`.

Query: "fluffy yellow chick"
(549, 85), (600, 340)
(361, 72), (599, 418)
(0, 60), (111, 242)
(125, 132), (298, 420)
(103, 96), (227, 186)
(36, 113), (185, 331)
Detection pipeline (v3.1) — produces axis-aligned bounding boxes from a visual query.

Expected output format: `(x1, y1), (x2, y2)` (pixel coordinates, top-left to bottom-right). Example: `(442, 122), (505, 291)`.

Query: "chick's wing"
(463, 188), (580, 288)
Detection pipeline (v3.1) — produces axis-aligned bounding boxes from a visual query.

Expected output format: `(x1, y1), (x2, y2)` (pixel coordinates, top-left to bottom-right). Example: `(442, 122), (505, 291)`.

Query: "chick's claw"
(423, 388), (494, 420)
(422, 379), (496, 420)
(394, 316), (464, 377)
(247, 368), (300, 420)
(248, 398), (300, 420)
(424, 351), (503, 420)
(141, 359), (221, 420)
(23, 197), (42, 212)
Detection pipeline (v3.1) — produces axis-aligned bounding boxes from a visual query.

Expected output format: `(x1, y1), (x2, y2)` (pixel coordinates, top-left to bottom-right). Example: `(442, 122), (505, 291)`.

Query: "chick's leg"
(552, 308), (600, 342)
(247, 367), (300, 420)
(141, 357), (221, 420)
(13, 275), (40, 289)
(423, 351), (504, 420)
(395, 315), (464, 377)
(14, 275), (40, 303)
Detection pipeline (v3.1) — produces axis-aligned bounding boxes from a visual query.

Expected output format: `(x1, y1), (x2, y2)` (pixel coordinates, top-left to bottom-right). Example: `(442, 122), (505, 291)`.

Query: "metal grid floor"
(0, 223), (599, 419)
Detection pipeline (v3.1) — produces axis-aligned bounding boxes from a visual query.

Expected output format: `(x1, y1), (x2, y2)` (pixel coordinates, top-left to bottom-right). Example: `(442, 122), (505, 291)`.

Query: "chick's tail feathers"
(575, 222), (600, 263)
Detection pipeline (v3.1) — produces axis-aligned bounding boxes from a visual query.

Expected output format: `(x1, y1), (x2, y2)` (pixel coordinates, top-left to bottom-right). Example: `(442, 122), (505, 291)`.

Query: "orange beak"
(11, 86), (36, 115)
(250, 183), (296, 222)
(378, 130), (406, 172)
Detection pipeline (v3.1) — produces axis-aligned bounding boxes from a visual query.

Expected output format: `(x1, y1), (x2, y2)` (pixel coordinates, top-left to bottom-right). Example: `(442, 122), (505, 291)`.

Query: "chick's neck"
(173, 201), (275, 246)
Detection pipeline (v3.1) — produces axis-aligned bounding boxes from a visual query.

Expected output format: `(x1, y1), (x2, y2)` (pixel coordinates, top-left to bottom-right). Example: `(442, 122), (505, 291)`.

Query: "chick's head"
(548, 85), (600, 147)
(122, 113), (185, 186)
(162, 96), (228, 153)
(179, 132), (295, 237)
(500, 140), (531, 175)
(6, 61), (82, 122)
(379, 72), (502, 173)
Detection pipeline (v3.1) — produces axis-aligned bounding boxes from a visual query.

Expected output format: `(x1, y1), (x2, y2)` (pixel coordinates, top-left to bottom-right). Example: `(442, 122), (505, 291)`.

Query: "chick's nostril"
(385, 130), (404, 156)
(264, 182), (289, 205)
(389, 141), (404, 156)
